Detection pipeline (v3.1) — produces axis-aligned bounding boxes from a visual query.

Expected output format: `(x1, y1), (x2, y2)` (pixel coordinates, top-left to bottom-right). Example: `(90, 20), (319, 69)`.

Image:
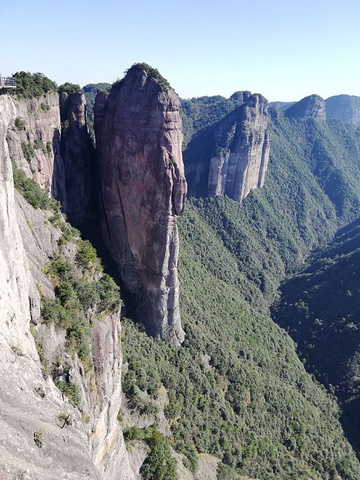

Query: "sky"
(2, 0), (360, 102)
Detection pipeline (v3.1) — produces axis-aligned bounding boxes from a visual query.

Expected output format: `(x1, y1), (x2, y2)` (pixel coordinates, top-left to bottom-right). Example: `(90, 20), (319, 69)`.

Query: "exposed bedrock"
(94, 64), (187, 345)
(208, 94), (270, 202)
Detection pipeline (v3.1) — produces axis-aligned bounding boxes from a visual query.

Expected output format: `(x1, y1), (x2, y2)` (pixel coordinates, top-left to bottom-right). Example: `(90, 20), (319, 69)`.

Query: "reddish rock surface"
(94, 65), (187, 345)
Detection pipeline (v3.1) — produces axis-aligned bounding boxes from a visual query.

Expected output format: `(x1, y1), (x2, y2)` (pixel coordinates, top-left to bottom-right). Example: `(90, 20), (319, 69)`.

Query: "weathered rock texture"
(3, 91), (94, 227)
(325, 94), (360, 126)
(208, 94), (270, 202)
(59, 91), (95, 226)
(285, 94), (326, 122)
(0, 95), (135, 480)
(94, 65), (187, 345)
(4, 92), (63, 193)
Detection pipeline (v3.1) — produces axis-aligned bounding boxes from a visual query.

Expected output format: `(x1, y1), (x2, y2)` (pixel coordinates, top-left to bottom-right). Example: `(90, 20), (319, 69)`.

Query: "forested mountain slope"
(121, 202), (360, 479)
(273, 217), (360, 457)
(3, 72), (360, 479)
(180, 98), (360, 312)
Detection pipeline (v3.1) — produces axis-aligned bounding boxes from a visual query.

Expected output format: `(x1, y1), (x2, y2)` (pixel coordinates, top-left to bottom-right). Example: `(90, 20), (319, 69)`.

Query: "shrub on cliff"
(58, 83), (82, 95)
(13, 71), (57, 99)
(124, 426), (177, 480)
(12, 162), (59, 210)
(112, 63), (170, 92)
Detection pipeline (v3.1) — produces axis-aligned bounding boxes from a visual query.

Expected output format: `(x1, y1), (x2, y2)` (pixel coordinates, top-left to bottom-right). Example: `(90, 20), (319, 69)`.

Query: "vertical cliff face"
(208, 94), (270, 202)
(58, 91), (95, 226)
(326, 94), (360, 126)
(94, 65), (187, 345)
(0, 94), (135, 480)
(4, 92), (62, 193)
(3, 91), (94, 227)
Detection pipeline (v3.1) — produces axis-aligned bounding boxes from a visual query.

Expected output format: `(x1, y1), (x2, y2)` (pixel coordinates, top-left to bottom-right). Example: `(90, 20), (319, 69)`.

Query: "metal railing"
(0, 76), (16, 88)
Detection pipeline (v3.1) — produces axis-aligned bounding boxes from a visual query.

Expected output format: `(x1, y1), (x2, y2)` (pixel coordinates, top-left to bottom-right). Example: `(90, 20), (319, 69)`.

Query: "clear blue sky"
(2, 0), (360, 102)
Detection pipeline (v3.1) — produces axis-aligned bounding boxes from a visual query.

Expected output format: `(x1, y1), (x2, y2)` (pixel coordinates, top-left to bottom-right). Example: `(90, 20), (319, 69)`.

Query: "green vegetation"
(55, 379), (81, 406)
(41, 252), (120, 360)
(118, 102), (360, 477)
(181, 106), (360, 313)
(124, 426), (177, 480)
(46, 141), (52, 155)
(12, 71), (57, 99)
(58, 82), (82, 95)
(21, 142), (35, 161)
(83, 82), (111, 141)
(40, 102), (50, 112)
(121, 203), (360, 479)
(15, 117), (26, 131)
(75, 239), (102, 273)
(12, 162), (59, 210)
(181, 93), (247, 147)
(21, 139), (47, 161)
(83, 83), (110, 123)
(273, 218), (360, 456)
(112, 63), (171, 92)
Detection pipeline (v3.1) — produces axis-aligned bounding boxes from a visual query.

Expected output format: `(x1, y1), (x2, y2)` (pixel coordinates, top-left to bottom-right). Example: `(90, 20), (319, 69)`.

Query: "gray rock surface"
(325, 94), (360, 126)
(4, 92), (63, 193)
(94, 65), (187, 345)
(0, 94), (135, 480)
(285, 94), (326, 122)
(208, 94), (270, 202)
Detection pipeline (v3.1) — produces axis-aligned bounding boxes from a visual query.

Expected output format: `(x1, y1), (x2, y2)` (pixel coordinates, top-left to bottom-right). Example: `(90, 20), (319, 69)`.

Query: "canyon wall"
(183, 92), (271, 202)
(59, 91), (95, 226)
(94, 65), (187, 345)
(208, 94), (270, 202)
(0, 94), (135, 480)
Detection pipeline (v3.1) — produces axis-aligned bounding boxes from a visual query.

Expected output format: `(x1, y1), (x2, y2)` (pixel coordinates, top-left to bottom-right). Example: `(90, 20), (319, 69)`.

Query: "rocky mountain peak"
(207, 92), (270, 202)
(325, 94), (360, 126)
(285, 94), (326, 122)
(94, 65), (187, 345)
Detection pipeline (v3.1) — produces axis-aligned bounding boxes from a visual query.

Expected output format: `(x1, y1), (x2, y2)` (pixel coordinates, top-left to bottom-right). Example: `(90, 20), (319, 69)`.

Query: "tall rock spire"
(94, 64), (187, 345)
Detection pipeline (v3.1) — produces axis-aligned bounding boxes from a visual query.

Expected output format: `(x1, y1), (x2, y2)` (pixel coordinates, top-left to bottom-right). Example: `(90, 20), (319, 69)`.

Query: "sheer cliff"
(58, 90), (95, 226)
(94, 64), (187, 345)
(4, 88), (94, 227)
(207, 94), (270, 201)
(0, 94), (135, 480)
(183, 92), (270, 201)
(326, 94), (360, 126)
(2, 70), (360, 480)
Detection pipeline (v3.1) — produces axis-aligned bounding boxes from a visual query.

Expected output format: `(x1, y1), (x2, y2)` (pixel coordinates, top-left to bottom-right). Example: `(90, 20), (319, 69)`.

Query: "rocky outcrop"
(94, 64), (187, 345)
(325, 94), (360, 126)
(208, 94), (270, 202)
(0, 94), (135, 480)
(285, 94), (326, 122)
(3, 91), (94, 227)
(4, 92), (63, 193)
(59, 91), (95, 226)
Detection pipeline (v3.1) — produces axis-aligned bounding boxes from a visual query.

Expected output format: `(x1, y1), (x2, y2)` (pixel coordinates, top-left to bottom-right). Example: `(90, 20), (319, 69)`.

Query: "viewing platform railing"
(0, 76), (16, 89)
